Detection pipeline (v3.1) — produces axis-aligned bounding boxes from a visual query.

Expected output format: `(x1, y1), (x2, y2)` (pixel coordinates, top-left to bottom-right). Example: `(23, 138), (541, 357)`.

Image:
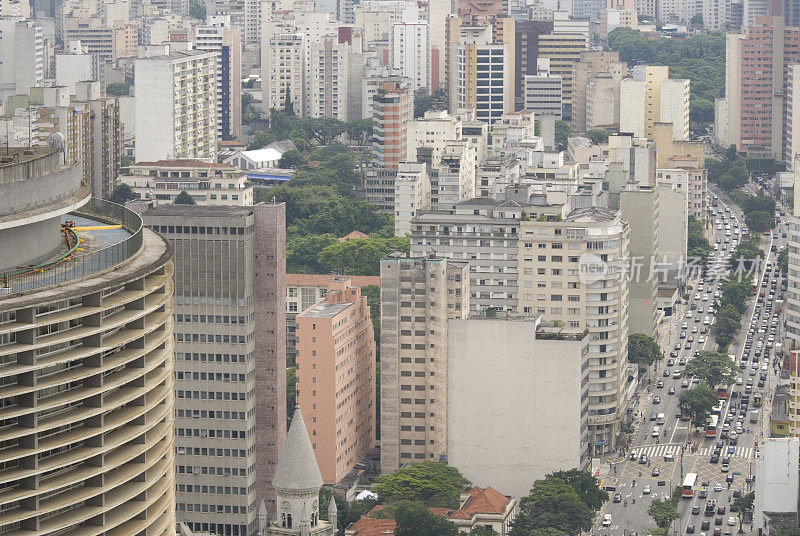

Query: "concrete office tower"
(134, 51), (217, 162)
(0, 19), (43, 102)
(430, 142), (478, 211)
(536, 32), (589, 122)
(620, 66), (690, 141)
(514, 20), (554, 109)
(205, 0), (261, 45)
(787, 64), (800, 167)
(55, 52), (105, 94)
(523, 59), (563, 120)
(654, 180), (689, 287)
(391, 22), (430, 92)
(394, 162), (431, 236)
(409, 198), (524, 312)
(379, 252), (469, 473)
(744, 0), (771, 26)
(0, 148), (175, 536)
(448, 317), (590, 498)
(372, 82), (412, 169)
(573, 0), (605, 18)
(264, 409), (335, 536)
(63, 18), (139, 61)
(450, 21), (515, 123)
(724, 17), (800, 158)
(572, 51), (626, 133)
(295, 278), (376, 484)
(262, 33), (304, 117)
(619, 186), (660, 337)
(194, 17), (243, 141)
(306, 35), (350, 121)
(33, 82), (124, 200)
(517, 207), (630, 454)
(143, 204), (287, 530)
(428, 0), (452, 91)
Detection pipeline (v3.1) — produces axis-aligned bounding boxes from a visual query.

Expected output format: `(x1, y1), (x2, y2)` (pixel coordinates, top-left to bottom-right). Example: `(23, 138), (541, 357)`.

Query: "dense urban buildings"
(0, 148), (176, 536)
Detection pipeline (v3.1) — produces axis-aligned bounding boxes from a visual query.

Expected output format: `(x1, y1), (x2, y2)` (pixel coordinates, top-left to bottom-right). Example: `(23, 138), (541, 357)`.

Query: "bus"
(754, 392), (763, 407)
(716, 386), (728, 399)
(683, 473), (698, 498)
(706, 414), (719, 438)
(711, 401), (724, 415)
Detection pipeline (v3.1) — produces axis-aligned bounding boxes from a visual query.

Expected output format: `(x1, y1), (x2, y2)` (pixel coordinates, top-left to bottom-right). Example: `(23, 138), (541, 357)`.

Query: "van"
(750, 410), (759, 423)
(652, 426), (661, 437)
(657, 413), (666, 424)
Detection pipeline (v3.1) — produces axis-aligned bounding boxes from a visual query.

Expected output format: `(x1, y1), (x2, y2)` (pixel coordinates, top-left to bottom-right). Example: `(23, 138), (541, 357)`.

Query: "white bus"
(683, 473), (698, 498)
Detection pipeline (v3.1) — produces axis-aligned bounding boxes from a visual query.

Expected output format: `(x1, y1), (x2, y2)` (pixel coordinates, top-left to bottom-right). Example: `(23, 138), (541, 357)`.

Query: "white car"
(643, 485), (652, 494)
(714, 483), (723, 492)
(602, 514), (612, 527)
(728, 518), (737, 526)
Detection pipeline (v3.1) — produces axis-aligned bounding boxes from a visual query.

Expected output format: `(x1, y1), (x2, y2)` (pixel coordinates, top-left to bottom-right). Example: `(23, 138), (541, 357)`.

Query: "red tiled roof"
(347, 517), (396, 536)
(132, 159), (236, 168)
(219, 140), (246, 147)
(448, 487), (511, 519)
(286, 274), (380, 287)
(339, 230), (370, 242)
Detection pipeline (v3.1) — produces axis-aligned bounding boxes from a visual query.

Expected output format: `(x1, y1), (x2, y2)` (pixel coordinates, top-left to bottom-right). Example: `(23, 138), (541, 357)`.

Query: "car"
(682, 379), (690, 388)
(650, 412), (657, 421)
(687, 525), (696, 534)
(669, 387), (676, 395)
(727, 518), (736, 527)
(717, 506), (726, 515)
(664, 369), (671, 377)
(699, 489), (708, 498)
(736, 377), (743, 385)
(652, 467), (660, 476)
(670, 350), (679, 358)
(726, 474), (734, 483)
(715, 517), (723, 526)
(657, 380), (665, 388)
(673, 370), (682, 378)
(680, 358), (687, 365)
(613, 493), (622, 503)
(702, 521), (711, 530)
(630, 451), (639, 460)
(693, 506), (701, 515)
(640, 454), (648, 464)
(602, 514), (612, 527)
(665, 453), (675, 461)
(680, 331), (687, 339)
(643, 485), (651, 494)
(714, 529), (722, 536)
(710, 454), (720, 464)
(668, 358), (675, 365)
(727, 446), (735, 455)
(714, 483), (723, 492)
(653, 396), (661, 404)
(721, 464), (729, 473)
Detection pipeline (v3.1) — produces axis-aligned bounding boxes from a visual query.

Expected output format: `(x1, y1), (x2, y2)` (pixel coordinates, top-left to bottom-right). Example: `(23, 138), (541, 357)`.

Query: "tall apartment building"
(295, 278), (376, 484)
(143, 203), (287, 531)
(262, 33), (305, 116)
(379, 253), (469, 473)
(194, 18), (243, 141)
(134, 51), (217, 162)
(410, 198), (523, 313)
(514, 20), (554, 109)
(571, 50), (626, 133)
(391, 22), (430, 92)
(33, 82), (123, 199)
(394, 162), (431, 236)
(372, 82), (412, 170)
(536, 32), (589, 121)
(205, 0), (261, 45)
(785, 175), (800, 351)
(620, 66), (690, 141)
(722, 17), (800, 158)
(0, 19), (43, 101)
(523, 67), (563, 119)
(430, 142), (477, 211)
(118, 159), (254, 205)
(0, 148), (176, 536)
(63, 17), (138, 61)
(517, 207), (630, 454)
(787, 64), (800, 166)
(306, 35), (350, 121)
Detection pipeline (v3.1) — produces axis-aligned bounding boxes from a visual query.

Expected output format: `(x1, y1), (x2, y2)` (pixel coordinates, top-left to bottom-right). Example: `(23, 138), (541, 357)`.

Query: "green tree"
(772, 526), (800, 536)
(278, 149), (307, 169)
(109, 183), (138, 204)
(299, 117), (345, 145)
(779, 247), (788, 273)
(319, 487), (350, 533)
(283, 86), (295, 115)
(745, 211), (775, 233)
(394, 501), (459, 536)
(719, 279), (752, 313)
(361, 285), (381, 354)
(555, 121), (571, 151)
(374, 462), (470, 508)
(346, 118), (373, 146)
(188, 0), (205, 18)
(648, 498), (679, 529)
(286, 367), (296, 419)
(469, 527), (499, 536)
(725, 144), (739, 161)
(248, 130), (277, 150)
(690, 13), (703, 24)
(679, 384), (718, 427)
(106, 82), (130, 96)
(120, 155), (135, 167)
(286, 233), (338, 273)
(684, 350), (737, 388)
(628, 333), (662, 370)
(317, 237), (409, 276)
(546, 469), (607, 512)
(712, 305), (742, 348)
(732, 492), (755, 533)
(173, 190), (196, 205)
(510, 477), (593, 536)
(585, 130), (611, 144)
(691, 97), (715, 125)
(688, 215), (712, 261)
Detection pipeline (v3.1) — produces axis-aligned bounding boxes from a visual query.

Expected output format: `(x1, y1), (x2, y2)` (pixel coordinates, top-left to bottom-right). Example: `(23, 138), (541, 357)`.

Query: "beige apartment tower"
(143, 203), (287, 533)
(379, 253), (469, 473)
(517, 207), (630, 454)
(295, 278), (376, 484)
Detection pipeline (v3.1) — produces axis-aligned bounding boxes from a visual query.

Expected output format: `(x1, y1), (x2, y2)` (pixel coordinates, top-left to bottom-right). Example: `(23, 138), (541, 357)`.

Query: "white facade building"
(523, 72), (563, 120)
(0, 19), (43, 101)
(391, 22), (429, 92)
(134, 51), (217, 161)
(262, 32), (305, 115)
(394, 162), (431, 236)
(787, 65), (800, 169)
(306, 35), (349, 120)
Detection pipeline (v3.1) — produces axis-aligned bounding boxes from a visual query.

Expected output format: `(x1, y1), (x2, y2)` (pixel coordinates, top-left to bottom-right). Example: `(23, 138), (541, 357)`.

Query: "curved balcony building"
(0, 147), (175, 536)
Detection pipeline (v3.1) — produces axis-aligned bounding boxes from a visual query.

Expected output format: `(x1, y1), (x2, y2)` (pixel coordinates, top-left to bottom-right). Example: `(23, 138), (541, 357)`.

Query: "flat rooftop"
(0, 146), (59, 168)
(300, 302), (353, 318)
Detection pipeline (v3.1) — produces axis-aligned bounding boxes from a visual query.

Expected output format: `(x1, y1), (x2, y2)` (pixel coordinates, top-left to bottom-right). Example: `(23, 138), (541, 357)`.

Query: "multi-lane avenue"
(596, 183), (787, 536)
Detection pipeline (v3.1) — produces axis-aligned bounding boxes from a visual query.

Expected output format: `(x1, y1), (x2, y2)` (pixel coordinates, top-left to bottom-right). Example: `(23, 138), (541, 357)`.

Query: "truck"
(750, 410), (759, 423)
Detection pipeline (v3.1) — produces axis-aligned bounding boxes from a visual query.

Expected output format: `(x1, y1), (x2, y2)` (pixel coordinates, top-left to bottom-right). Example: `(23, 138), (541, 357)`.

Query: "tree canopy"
(679, 384), (718, 427)
(106, 82), (130, 96)
(374, 462), (470, 508)
(688, 216), (712, 262)
(173, 191), (196, 205)
(648, 498), (680, 528)
(393, 501), (459, 536)
(745, 211), (775, 234)
(628, 333), (662, 369)
(109, 183), (138, 204)
(510, 477), (594, 536)
(684, 351), (737, 388)
(546, 469), (608, 512)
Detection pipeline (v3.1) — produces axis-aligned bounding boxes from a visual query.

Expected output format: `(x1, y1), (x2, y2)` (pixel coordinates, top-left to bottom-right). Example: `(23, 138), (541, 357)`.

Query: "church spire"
(272, 407), (324, 493)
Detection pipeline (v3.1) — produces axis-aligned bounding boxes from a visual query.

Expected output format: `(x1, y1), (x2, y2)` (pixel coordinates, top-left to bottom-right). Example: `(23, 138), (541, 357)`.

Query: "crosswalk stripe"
(694, 446), (753, 458)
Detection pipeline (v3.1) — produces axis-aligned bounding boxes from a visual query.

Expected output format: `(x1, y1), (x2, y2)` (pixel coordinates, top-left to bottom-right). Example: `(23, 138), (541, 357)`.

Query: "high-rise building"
(536, 32), (589, 121)
(306, 35), (350, 121)
(619, 66), (690, 141)
(134, 51), (218, 162)
(262, 33), (305, 116)
(0, 147), (176, 536)
(143, 202), (287, 530)
(205, 0), (261, 45)
(394, 162), (431, 236)
(379, 252), (469, 473)
(722, 16), (800, 158)
(194, 17), (243, 141)
(391, 22), (430, 92)
(0, 19), (43, 101)
(295, 278), (376, 484)
(523, 60), (563, 120)
(514, 20), (554, 108)
(63, 17), (138, 61)
(517, 207), (631, 454)
(571, 51), (626, 133)
(372, 82), (412, 170)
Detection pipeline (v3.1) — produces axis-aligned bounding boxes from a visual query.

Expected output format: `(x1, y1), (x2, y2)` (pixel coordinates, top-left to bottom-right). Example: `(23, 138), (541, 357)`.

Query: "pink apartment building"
(295, 278), (377, 484)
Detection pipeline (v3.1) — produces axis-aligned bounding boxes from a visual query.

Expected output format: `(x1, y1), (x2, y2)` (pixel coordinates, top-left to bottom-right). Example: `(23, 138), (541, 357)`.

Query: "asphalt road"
(596, 186), (787, 536)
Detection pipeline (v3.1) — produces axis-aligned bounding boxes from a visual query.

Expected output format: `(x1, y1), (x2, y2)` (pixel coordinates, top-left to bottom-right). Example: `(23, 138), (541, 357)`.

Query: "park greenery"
(628, 333), (662, 372)
(688, 215), (712, 262)
(648, 495), (680, 529)
(607, 28), (725, 128)
(373, 462), (470, 508)
(678, 384), (718, 427)
(779, 247), (788, 273)
(250, 109), (408, 277)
